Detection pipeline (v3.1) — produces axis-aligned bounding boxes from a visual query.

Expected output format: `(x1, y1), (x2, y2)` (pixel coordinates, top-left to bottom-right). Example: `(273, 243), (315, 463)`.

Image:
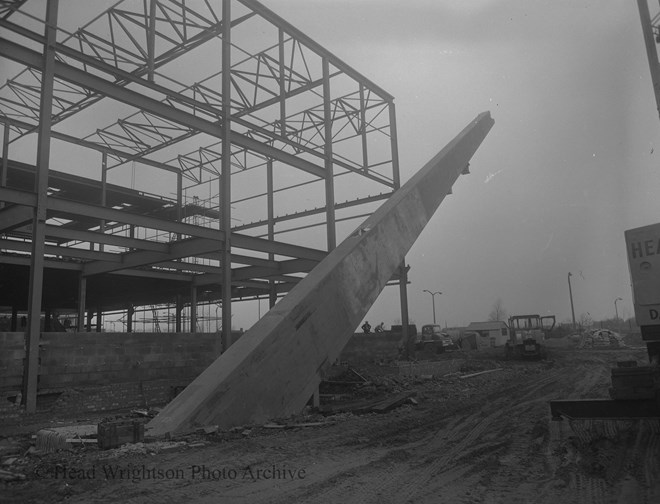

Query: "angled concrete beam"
(147, 112), (494, 435)
(0, 204), (32, 232)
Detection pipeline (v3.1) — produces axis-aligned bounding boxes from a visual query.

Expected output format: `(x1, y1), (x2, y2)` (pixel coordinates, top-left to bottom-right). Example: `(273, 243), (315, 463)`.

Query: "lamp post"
(568, 272), (576, 331)
(615, 297), (623, 335)
(423, 290), (442, 325)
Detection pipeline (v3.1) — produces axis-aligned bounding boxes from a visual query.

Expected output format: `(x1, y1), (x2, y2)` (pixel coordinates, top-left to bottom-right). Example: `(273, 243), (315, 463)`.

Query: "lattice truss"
(0, 0), (399, 305)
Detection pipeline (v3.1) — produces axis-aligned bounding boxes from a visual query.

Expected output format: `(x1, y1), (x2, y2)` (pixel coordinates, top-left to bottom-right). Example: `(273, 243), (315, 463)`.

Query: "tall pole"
(637, 0), (660, 119)
(220, 0), (232, 352)
(568, 272), (576, 330)
(615, 297), (623, 335)
(423, 290), (442, 325)
(23, 0), (59, 412)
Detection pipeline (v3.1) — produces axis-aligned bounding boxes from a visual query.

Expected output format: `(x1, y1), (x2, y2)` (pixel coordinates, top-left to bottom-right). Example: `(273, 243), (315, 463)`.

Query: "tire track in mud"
(351, 369), (569, 504)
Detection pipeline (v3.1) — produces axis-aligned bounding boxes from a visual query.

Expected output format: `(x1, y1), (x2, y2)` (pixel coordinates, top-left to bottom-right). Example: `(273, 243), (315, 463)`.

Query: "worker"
(375, 322), (385, 333)
(361, 321), (371, 334)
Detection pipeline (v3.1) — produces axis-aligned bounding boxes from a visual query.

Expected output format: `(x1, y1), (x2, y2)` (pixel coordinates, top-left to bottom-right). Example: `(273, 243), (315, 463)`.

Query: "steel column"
(389, 101), (401, 189)
(176, 295), (182, 333)
(127, 305), (134, 333)
(220, 0), (233, 351)
(99, 151), (107, 252)
(388, 100), (409, 353)
(22, 0), (58, 412)
(400, 262), (413, 358)
(360, 84), (368, 171)
(278, 28), (286, 135)
(1, 122), (8, 209)
(267, 158), (277, 308)
(176, 171), (183, 240)
(96, 308), (102, 332)
(147, 0), (156, 82)
(322, 58), (336, 251)
(190, 285), (197, 333)
(11, 306), (17, 331)
(77, 274), (86, 331)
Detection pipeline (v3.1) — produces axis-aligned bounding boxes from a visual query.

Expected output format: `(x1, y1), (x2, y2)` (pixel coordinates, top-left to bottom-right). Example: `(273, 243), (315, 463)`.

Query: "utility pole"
(615, 297), (623, 335)
(568, 272), (576, 331)
(423, 290), (442, 325)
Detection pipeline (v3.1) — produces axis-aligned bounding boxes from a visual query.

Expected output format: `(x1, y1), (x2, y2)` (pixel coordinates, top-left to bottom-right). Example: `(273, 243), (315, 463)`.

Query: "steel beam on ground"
(147, 111), (494, 435)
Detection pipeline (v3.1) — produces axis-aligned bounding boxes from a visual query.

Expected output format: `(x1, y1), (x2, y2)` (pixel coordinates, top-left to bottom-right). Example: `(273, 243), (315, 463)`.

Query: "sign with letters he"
(625, 222), (660, 326)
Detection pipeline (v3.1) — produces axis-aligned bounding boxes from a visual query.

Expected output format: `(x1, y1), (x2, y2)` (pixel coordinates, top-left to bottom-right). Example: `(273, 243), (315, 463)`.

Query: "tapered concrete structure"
(147, 112), (494, 436)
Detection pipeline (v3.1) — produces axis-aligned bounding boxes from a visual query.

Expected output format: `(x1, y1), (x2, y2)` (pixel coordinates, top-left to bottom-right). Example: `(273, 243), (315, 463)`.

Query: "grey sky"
(256, 0), (659, 328)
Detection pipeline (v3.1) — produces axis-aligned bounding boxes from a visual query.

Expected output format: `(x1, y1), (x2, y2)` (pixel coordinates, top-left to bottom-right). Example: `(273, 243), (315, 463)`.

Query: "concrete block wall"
(0, 332), (25, 391)
(339, 332), (405, 364)
(0, 331), (241, 416)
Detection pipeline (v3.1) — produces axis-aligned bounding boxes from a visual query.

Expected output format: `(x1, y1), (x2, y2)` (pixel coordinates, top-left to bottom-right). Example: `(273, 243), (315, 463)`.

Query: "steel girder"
(0, 2), (396, 187)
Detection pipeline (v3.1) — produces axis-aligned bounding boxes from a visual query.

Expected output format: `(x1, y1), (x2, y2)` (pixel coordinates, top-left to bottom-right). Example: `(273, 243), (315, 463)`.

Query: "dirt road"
(3, 345), (659, 503)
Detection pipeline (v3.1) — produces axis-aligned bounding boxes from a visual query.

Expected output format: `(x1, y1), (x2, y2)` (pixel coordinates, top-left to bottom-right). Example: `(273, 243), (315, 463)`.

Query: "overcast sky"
(3, 1), (659, 331)
(253, 0), (660, 328)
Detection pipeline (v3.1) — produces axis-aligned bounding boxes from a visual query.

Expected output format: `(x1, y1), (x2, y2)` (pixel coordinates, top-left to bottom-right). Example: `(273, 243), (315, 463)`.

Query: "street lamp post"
(568, 272), (576, 331)
(615, 297), (623, 335)
(423, 290), (442, 325)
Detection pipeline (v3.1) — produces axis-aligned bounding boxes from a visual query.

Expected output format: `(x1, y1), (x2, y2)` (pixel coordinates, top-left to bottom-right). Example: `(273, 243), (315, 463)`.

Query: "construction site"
(1, 1), (660, 503)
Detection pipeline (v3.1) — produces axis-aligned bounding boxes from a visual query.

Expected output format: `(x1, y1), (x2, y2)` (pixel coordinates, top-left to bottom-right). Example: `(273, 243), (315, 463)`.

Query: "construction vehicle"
(504, 314), (556, 359)
(416, 324), (454, 353)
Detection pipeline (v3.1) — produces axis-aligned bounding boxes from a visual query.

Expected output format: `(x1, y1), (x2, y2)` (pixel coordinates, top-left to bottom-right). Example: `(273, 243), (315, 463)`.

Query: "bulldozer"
(504, 314), (556, 359)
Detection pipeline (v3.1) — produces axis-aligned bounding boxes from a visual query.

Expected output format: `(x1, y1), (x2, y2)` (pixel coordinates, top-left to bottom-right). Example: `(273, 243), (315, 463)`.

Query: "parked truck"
(504, 314), (555, 359)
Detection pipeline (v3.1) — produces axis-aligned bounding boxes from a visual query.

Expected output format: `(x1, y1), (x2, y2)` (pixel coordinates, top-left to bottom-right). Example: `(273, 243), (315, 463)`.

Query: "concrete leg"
(147, 112), (494, 435)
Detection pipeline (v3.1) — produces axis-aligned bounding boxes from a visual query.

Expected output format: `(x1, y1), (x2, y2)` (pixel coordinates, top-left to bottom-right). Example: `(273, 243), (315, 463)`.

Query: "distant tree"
(488, 298), (507, 321)
(579, 312), (593, 329)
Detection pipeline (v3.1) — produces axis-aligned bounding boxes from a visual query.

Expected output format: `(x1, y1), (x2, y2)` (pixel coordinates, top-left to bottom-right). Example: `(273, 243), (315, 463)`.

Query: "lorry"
(416, 324), (454, 353)
(504, 314), (556, 359)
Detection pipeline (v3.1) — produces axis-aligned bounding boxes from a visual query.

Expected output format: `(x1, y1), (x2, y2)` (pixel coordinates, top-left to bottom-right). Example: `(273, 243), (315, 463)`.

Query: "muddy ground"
(2, 341), (659, 504)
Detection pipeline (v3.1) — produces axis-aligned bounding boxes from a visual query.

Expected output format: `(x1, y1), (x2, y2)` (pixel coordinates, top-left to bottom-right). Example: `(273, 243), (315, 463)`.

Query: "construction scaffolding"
(0, 0), (405, 412)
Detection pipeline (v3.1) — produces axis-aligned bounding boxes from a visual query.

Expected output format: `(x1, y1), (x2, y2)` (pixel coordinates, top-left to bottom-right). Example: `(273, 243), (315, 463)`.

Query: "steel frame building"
(0, 0), (407, 412)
